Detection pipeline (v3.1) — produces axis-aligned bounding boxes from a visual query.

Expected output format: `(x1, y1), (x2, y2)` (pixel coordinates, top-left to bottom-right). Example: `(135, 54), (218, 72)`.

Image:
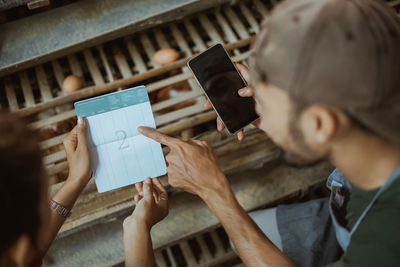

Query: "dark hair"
(0, 111), (44, 258)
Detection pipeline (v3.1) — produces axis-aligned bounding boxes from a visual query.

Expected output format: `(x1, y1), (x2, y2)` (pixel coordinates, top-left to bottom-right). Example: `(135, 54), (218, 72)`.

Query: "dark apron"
(327, 166), (400, 251)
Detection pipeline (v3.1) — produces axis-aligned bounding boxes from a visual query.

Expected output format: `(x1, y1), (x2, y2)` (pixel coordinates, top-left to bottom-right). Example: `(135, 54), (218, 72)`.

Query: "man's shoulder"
(338, 175), (400, 266)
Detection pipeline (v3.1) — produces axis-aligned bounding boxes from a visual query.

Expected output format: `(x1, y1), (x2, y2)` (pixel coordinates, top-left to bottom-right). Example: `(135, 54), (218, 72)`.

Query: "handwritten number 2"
(115, 130), (129, 150)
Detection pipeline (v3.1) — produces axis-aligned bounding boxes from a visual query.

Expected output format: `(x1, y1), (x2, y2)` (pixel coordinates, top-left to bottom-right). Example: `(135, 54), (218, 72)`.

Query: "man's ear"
(300, 105), (338, 146)
(5, 235), (34, 267)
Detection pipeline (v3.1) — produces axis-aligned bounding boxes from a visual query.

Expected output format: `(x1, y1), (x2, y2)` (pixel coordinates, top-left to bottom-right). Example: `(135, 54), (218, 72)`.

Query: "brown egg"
(63, 75), (83, 94)
(156, 81), (197, 113)
(153, 48), (179, 65)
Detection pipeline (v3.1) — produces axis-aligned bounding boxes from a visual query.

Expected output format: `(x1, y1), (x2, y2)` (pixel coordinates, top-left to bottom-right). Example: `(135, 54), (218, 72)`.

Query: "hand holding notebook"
(74, 85), (166, 193)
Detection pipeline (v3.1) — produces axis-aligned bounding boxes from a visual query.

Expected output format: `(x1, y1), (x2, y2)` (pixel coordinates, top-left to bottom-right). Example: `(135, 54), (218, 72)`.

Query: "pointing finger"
(138, 126), (178, 146)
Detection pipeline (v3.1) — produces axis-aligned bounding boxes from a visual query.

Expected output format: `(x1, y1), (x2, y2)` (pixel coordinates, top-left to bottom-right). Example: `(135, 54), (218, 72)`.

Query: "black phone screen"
(188, 44), (258, 133)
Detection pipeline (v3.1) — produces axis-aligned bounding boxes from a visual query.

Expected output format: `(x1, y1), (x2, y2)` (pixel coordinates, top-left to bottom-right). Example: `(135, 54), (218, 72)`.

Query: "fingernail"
(145, 178), (151, 184)
(138, 127), (143, 133)
(238, 89), (245, 95)
(78, 117), (83, 125)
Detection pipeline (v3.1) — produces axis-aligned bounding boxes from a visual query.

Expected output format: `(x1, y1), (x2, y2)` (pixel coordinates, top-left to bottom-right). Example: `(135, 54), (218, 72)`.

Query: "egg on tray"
(153, 48), (179, 65)
(63, 75), (83, 94)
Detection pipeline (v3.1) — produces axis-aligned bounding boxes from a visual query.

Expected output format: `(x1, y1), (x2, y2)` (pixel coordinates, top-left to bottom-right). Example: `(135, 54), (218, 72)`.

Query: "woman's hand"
(203, 63), (260, 141)
(124, 178), (168, 231)
(63, 117), (91, 187)
(40, 117), (92, 254)
(123, 178), (167, 267)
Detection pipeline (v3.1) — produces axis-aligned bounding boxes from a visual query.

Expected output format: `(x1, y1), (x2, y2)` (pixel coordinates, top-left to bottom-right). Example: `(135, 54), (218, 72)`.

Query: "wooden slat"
(224, 6), (250, 39)
(125, 37), (147, 73)
(170, 24), (192, 56)
(43, 150), (66, 165)
(169, 23), (203, 98)
(239, 2), (260, 34)
(184, 18), (207, 51)
(30, 109), (75, 129)
(32, 72), (192, 130)
(51, 60), (65, 92)
(83, 49), (104, 86)
(198, 14), (224, 45)
(40, 134), (67, 150)
(147, 72), (192, 93)
(18, 71), (36, 107)
(215, 11), (238, 43)
(111, 45), (132, 79)
(155, 100), (204, 126)
(197, 235), (213, 263)
(16, 40), (254, 117)
(210, 231), (226, 256)
(179, 241), (196, 265)
(166, 247), (178, 267)
(154, 251), (168, 267)
(153, 28), (169, 48)
(5, 81), (19, 110)
(67, 54), (84, 78)
(152, 90), (202, 112)
(35, 66), (53, 101)
(139, 33), (160, 68)
(97, 46), (114, 83)
(252, 0), (268, 16)
(29, 51), (250, 133)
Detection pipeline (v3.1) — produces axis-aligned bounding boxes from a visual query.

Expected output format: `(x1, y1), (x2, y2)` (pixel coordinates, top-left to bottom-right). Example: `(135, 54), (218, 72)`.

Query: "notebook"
(74, 85), (166, 193)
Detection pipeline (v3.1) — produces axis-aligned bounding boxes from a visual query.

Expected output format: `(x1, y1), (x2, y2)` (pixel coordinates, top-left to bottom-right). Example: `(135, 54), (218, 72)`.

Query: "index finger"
(138, 126), (178, 146)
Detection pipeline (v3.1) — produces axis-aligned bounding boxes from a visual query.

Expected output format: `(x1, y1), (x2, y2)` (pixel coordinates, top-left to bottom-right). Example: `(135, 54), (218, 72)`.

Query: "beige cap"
(250, 0), (400, 145)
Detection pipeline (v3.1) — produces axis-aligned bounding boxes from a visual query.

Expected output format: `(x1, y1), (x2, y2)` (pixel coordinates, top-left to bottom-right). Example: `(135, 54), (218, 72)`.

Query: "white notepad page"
(74, 86), (166, 193)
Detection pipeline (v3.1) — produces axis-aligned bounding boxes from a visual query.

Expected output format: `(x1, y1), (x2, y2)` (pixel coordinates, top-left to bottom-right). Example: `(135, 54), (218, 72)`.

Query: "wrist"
(199, 173), (233, 204)
(65, 174), (88, 191)
(123, 219), (151, 238)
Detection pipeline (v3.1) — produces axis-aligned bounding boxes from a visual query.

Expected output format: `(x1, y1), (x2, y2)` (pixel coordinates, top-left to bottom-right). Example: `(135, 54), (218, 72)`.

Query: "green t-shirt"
(329, 173), (400, 267)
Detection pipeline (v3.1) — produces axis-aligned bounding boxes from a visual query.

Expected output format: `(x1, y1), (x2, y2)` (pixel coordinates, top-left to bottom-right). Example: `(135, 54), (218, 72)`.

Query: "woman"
(0, 112), (167, 266)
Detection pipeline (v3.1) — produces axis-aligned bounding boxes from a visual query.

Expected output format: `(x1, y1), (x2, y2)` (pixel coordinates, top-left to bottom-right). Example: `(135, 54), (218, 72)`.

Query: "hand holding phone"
(203, 63), (260, 140)
(188, 44), (259, 134)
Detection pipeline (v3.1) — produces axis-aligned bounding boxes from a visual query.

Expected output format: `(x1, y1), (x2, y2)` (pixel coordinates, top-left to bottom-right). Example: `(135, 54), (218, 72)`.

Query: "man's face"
(253, 82), (324, 167)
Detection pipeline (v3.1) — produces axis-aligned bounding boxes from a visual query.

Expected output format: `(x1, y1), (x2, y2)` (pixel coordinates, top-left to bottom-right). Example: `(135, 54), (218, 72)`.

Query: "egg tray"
(0, 0), (267, 186)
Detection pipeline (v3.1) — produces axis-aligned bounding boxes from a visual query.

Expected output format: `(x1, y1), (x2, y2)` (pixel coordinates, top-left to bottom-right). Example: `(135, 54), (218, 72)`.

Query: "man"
(138, 0), (400, 266)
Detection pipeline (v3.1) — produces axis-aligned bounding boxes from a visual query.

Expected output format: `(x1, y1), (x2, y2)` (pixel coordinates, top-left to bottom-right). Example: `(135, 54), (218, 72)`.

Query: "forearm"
(201, 177), (294, 267)
(124, 222), (155, 267)
(39, 177), (86, 254)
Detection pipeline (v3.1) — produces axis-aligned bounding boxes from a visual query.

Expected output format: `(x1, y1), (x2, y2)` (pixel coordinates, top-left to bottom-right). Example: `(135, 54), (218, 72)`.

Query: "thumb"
(143, 178), (154, 202)
(76, 117), (88, 148)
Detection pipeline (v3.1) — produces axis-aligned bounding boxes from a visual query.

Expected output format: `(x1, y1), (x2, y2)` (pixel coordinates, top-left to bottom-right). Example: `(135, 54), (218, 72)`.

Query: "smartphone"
(187, 44), (258, 134)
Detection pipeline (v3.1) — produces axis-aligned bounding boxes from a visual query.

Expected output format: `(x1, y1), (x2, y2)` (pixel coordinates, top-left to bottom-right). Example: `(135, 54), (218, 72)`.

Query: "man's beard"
(277, 112), (324, 168)
(278, 147), (323, 168)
